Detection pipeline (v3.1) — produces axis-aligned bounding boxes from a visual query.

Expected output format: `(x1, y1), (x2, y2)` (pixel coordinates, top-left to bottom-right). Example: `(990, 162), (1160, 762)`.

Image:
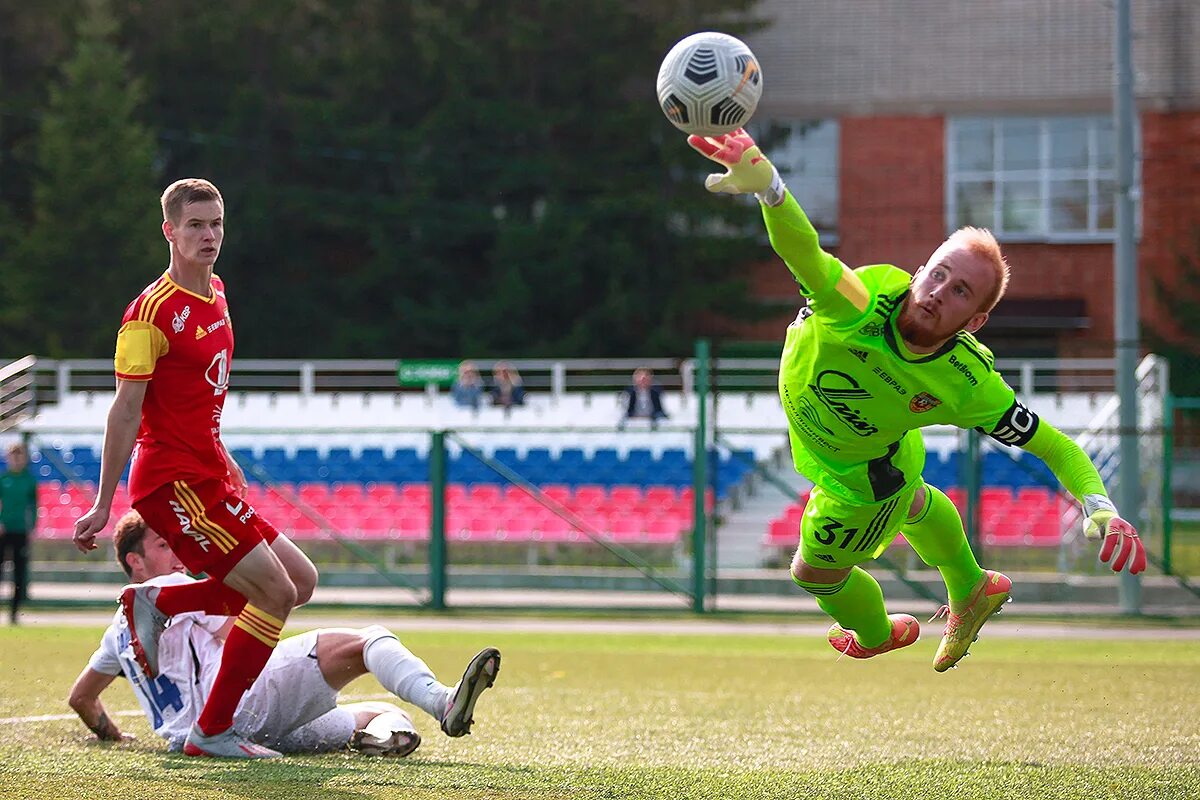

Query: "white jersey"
(88, 574), (230, 750)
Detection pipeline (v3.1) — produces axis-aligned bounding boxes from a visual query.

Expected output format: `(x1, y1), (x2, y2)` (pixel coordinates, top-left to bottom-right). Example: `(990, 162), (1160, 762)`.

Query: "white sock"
(362, 635), (451, 721)
(361, 709), (416, 739)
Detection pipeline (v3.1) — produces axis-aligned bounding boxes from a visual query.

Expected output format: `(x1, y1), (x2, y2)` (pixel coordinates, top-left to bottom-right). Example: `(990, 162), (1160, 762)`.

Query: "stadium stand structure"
(8, 353), (1155, 567)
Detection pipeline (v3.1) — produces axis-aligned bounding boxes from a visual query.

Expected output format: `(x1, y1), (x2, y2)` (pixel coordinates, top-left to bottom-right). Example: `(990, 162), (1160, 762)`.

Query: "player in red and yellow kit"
(74, 178), (319, 758)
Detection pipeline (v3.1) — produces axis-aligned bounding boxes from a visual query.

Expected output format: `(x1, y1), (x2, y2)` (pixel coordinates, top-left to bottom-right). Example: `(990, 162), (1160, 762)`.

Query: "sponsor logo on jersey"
(848, 348), (869, 363)
(169, 499), (211, 552)
(796, 395), (837, 437)
(858, 322), (885, 337)
(814, 553), (836, 563)
(947, 353), (979, 387)
(196, 319), (227, 340)
(872, 366), (908, 396)
(205, 350), (230, 396)
(809, 370), (879, 437)
(171, 305), (192, 334)
(225, 499), (254, 523)
(909, 391), (942, 413)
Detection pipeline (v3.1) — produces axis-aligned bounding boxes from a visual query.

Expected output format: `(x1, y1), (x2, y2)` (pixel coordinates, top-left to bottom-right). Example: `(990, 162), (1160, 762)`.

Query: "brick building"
(733, 0), (1200, 359)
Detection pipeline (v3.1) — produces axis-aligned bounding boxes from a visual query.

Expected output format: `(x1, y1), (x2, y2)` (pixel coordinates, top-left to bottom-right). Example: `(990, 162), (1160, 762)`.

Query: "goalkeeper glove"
(1082, 494), (1147, 575)
(687, 128), (787, 206)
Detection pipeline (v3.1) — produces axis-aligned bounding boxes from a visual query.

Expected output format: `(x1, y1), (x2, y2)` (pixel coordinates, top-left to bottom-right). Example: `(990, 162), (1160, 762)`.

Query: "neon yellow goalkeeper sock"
(794, 567), (891, 648)
(903, 484), (985, 603)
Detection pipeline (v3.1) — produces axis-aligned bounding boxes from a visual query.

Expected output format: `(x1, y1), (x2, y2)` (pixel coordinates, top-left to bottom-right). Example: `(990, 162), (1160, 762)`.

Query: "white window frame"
(946, 116), (1139, 243)
(753, 118), (839, 245)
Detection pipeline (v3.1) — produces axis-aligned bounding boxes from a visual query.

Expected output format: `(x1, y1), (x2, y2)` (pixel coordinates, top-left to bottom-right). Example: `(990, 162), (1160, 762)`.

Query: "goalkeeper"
(688, 129), (1146, 670)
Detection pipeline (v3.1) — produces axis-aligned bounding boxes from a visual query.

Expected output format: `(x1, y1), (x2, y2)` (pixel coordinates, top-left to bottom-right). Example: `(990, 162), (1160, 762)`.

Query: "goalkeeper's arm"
(688, 129), (869, 320)
(1016, 420), (1147, 574)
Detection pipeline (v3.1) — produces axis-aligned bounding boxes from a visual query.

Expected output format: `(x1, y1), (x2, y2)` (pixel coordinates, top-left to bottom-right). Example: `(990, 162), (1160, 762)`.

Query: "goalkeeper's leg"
(901, 484), (984, 601)
(791, 485), (921, 656)
(903, 483), (1010, 671)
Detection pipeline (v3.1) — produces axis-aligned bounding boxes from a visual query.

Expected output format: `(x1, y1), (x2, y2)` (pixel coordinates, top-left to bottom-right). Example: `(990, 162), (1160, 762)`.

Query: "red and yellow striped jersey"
(114, 272), (235, 503)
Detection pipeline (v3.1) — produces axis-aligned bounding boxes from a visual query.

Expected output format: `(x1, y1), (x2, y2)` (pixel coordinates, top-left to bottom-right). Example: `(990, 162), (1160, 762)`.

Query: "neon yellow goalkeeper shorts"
(798, 482), (920, 570)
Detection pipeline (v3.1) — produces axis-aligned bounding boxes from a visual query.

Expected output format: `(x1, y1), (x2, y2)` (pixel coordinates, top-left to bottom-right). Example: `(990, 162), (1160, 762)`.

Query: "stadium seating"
(762, 483), (1072, 553)
(32, 479), (710, 550)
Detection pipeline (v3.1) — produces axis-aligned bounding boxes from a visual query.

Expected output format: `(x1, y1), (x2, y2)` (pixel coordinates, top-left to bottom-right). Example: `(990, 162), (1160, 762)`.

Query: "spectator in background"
(619, 368), (669, 431)
(489, 362), (525, 411)
(451, 361), (484, 411)
(0, 441), (38, 624)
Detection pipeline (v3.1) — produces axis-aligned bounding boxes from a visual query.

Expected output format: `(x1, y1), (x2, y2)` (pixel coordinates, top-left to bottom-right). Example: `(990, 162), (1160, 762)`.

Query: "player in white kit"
(68, 511), (500, 755)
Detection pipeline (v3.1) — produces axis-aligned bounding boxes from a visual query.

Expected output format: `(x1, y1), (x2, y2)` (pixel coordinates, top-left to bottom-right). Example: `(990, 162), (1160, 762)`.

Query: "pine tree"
(12, 0), (160, 356)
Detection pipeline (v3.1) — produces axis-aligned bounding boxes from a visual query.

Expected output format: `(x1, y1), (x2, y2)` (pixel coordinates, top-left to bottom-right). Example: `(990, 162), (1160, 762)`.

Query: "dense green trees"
(0, 0), (770, 358)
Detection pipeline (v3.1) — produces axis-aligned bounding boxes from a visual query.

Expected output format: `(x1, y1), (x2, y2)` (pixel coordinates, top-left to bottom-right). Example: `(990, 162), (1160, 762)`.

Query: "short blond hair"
(941, 226), (1009, 312)
(160, 178), (223, 225)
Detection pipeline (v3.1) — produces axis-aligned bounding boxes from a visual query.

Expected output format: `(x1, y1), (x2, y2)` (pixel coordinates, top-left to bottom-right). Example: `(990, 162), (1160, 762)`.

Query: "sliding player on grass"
(68, 511), (500, 755)
(688, 129), (1146, 669)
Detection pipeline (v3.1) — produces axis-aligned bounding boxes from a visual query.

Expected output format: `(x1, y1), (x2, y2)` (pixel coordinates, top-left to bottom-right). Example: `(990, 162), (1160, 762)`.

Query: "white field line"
(0, 692), (402, 726)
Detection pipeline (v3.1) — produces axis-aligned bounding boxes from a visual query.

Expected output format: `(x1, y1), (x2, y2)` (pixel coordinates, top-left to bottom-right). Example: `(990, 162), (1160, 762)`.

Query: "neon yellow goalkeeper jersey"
(768, 199), (1038, 504)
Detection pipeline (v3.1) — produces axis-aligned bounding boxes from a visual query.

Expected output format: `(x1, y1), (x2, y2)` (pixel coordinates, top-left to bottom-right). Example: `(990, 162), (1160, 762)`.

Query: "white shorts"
(234, 631), (355, 752)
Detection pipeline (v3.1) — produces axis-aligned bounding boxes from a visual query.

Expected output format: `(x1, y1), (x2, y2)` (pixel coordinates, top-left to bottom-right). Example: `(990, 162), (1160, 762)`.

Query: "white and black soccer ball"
(656, 31), (763, 138)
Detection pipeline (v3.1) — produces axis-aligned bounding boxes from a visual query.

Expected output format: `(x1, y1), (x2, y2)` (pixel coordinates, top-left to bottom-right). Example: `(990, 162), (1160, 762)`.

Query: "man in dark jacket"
(620, 368), (668, 431)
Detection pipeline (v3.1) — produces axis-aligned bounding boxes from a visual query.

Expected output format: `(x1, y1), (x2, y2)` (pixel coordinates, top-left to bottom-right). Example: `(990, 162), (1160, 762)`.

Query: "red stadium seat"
(678, 487), (715, 513)
(502, 484), (536, 504)
(540, 484), (573, 506)
(285, 510), (321, 540)
(394, 514), (429, 541)
(643, 487), (678, 512)
(536, 515), (579, 543)
(298, 482), (330, 503)
(644, 515), (683, 544)
(397, 483), (429, 503)
(572, 485), (607, 510)
(469, 484), (502, 505)
(943, 487), (966, 512)
(981, 510), (1023, 547)
(1014, 486), (1053, 509)
(331, 483), (364, 502)
(609, 486), (643, 508)
(501, 515), (537, 542)
(608, 515), (643, 542)
(766, 518), (797, 545)
(1025, 507), (1063, 547)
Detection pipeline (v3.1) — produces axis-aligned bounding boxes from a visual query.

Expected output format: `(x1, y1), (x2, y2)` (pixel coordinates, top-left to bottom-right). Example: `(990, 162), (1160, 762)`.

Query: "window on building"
(753, 119), (839, 240)
(946, 116), (1135, 241)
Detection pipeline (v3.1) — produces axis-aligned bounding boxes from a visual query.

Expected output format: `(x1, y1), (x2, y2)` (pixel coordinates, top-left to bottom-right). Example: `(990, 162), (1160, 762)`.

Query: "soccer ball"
(656, 31), (763, 138)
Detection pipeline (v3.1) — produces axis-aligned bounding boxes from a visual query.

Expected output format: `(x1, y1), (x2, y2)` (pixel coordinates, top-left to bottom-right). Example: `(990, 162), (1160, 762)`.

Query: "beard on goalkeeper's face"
(896, 299), (979, 350)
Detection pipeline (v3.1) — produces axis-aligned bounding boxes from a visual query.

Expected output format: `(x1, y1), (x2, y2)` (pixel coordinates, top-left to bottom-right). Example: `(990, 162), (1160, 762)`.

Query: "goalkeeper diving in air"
(688, 129), (1147, 670)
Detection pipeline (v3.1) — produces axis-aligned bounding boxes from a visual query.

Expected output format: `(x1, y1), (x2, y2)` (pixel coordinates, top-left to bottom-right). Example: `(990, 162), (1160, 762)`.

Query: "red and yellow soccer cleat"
(931, 570), (1012, 672)
(827, 613), (921, 659)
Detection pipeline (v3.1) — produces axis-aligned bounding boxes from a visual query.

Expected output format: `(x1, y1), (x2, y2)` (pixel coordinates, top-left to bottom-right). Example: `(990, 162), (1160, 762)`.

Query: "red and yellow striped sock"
(155, 578), (247, 617)
(196, 605), (283, 736)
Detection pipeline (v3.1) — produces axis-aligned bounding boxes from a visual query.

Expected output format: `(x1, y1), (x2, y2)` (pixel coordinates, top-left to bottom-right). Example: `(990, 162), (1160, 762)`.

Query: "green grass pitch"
(0, 619), (1198, 799)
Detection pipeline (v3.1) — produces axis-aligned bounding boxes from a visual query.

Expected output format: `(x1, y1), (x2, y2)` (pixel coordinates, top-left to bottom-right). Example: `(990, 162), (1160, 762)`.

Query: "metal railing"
(15, 355), (1138, 402)
(0, 356), (38, 432)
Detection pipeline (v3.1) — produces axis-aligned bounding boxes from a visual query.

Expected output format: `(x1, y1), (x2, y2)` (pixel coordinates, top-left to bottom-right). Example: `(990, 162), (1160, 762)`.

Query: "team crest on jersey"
(909, 392), (942, 413)
(858, 321), (885, 337)
(171, 305), (191, 334)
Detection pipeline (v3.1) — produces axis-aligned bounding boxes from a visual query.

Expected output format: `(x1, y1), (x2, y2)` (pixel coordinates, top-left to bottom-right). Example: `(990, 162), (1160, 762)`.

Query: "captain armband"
(978, 399), (1040, 448)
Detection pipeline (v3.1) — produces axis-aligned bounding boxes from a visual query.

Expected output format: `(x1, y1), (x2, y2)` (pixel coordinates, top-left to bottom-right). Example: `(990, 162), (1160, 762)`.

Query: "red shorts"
(133, 478), (280, 579)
